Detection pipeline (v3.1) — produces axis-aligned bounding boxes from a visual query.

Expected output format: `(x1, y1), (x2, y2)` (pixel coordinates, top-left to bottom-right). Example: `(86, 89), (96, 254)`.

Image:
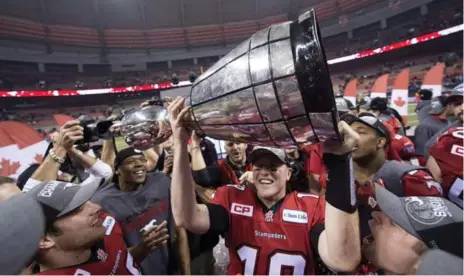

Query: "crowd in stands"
(325, 2), (462, 58)
(0, 0), (462, 92)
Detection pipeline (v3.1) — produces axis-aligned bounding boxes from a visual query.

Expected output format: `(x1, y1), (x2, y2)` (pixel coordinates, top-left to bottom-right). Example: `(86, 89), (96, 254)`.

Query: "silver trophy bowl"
(119, 105), (172, 150)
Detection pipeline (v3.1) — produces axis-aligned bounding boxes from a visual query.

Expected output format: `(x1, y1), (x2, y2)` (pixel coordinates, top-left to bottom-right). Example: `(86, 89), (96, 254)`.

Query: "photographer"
(22, 120), (113, 192)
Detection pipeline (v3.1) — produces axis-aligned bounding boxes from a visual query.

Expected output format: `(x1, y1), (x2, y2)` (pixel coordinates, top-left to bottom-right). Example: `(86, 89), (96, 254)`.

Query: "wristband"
(323, 153), (357, 213)
(49, 148), (65, 164)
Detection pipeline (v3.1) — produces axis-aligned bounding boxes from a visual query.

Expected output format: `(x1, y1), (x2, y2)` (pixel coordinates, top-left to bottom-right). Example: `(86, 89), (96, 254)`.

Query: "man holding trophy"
(169, 95), (362, 274)
(166, 9), (362, 274)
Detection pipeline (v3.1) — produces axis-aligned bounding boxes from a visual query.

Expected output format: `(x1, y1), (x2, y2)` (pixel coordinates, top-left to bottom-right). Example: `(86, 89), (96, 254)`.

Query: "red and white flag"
(421, 63), (445, 97)
(344, 79), (357, 106)
(0, 121), (48, 178)
(53, 114), (75, 127)
(390, 69), (410, 124)
(370, 74), (389, 98)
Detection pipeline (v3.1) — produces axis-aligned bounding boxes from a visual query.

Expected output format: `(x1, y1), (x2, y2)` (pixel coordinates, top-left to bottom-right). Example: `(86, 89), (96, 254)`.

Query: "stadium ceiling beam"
(178, 0), (190, 49)
(92, 0), (109, 63)
(136, 0), (150, 52)
(255, 0), (261, 29)
(39, 0), (52, 54)
(335, 0), (341, 16)
(137, 0), (148, 30)
(217, 0), (226, 46)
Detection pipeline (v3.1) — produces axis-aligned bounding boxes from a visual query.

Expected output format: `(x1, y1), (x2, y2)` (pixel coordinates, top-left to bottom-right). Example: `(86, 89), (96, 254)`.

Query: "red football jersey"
(429, 126), (464, 199)
(382, 120), (415, 162)
(211, 185), (325, 275)
(37, 213), (140, 275)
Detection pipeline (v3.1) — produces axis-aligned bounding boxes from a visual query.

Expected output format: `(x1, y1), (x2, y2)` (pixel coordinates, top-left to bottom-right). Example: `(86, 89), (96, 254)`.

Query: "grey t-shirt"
(91, 172), (177, 275)
(416, 100), (432, 122)
(414, 116), (448, 156)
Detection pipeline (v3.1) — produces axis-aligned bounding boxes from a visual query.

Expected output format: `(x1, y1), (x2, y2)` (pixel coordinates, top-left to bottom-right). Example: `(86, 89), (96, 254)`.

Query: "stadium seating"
(146, 28), (185, 48)
(0, 16), (45, 41)
(48, 25), (99, 47)
(187, 25), (223, 46)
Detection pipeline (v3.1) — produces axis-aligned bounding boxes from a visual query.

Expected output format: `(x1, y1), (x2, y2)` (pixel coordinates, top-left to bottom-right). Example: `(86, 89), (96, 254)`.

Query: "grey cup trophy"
(185, 9), (341, 147)
(117, 9), (341, 150)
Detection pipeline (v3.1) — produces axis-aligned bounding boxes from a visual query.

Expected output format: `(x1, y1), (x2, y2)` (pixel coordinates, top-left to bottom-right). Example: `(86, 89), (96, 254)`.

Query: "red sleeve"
(390, 117), (402, 134)
(402, 170), (443, 197)
(398, 136), (416, 160)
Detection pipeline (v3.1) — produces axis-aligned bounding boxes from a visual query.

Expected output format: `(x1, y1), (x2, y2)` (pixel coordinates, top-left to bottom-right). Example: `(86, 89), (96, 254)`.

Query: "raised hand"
(167, 97), (191, 144)
(55, 120), (84, 150)
(324, 121), (359, 155)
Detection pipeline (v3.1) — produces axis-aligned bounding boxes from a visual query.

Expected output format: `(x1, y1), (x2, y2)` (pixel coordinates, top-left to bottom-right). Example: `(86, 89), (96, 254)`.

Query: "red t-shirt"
(211, 185), (325, 275)
(429, 126), (464, 200)
(37, 213), (140, 275)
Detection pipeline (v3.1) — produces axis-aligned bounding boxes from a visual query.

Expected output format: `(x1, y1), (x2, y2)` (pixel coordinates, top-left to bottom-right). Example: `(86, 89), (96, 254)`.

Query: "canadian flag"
(0, 121), (49, 178)
(370, 74), (389, 99)
(343, 79), (357, 106)
(421, 63), (445, 97)
(390, 69), (410, 124)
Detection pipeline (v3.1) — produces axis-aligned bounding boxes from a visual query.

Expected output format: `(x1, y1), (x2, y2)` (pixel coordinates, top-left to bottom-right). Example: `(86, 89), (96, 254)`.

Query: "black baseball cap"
(418, 89), (433, 101)
(249, 146), (289, 165)
(25, 177), (103, 223)
(346, 113), (390, 143)
(375, 184), (463, 258)
(360, 97), (388, 112)
(114, 147), (144, 170)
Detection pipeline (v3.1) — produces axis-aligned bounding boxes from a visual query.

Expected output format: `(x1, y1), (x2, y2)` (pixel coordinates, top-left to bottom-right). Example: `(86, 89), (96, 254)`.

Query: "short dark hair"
(0, 176), (15, 185)
(45, 221), (62, 236)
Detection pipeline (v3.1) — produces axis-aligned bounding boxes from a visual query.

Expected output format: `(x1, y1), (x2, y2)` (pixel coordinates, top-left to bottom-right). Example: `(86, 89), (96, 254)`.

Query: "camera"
(77, 115), (116, 144)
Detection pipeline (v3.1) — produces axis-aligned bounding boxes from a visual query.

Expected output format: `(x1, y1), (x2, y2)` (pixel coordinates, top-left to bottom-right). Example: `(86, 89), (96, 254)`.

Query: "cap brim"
(58, 177), (102, 217)
(374, 184), (419, 239)
(249, 148), (287, 165)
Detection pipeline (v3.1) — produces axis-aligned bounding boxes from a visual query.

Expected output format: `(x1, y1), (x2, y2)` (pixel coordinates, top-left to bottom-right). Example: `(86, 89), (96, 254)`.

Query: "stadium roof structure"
(0, 0), (382, 29)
